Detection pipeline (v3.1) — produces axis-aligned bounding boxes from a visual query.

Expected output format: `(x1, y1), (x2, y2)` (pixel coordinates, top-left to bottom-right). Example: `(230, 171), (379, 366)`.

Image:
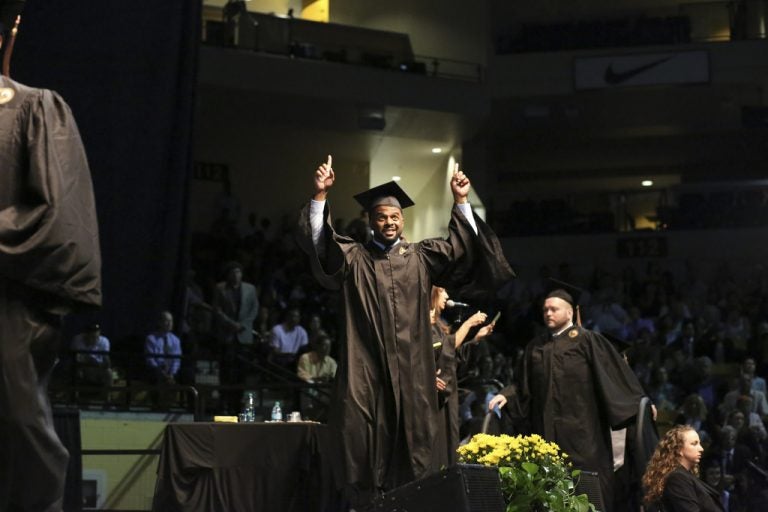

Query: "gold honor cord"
(2, 15), (20, 78)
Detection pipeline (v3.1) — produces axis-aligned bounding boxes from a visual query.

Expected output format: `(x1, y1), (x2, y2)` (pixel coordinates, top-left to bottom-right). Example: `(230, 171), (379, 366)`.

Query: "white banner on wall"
(574, 50), (709, 90)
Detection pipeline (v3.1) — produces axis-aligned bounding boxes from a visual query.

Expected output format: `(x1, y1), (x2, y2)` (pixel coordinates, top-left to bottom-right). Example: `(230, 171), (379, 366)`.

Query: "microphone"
(446, 300), (470, 308)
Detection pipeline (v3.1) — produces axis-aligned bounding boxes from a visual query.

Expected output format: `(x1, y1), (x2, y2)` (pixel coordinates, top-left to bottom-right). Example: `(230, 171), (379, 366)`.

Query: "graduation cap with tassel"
(546, 277), (633, 354)
(546, 277), (586, 326)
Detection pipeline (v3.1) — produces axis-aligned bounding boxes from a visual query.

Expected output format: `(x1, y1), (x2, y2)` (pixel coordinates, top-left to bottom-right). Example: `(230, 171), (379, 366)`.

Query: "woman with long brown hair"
(642, 424), (723, 511)
(430, 286), (493, 466)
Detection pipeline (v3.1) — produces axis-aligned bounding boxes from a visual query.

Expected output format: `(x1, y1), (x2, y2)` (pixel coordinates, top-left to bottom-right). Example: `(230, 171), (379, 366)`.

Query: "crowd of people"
(59, 168), (768, 510)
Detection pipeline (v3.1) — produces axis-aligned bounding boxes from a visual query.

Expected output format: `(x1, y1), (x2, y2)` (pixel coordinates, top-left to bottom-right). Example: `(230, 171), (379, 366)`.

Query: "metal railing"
(200, 4), (484, 82)
(53, 349), (333, 420)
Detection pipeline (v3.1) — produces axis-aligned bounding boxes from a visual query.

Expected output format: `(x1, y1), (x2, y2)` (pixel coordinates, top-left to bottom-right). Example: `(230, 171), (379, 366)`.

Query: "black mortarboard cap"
(546, 277), (586, 307)
(353, 181), (414, 212)
(546, 277), (587, 325)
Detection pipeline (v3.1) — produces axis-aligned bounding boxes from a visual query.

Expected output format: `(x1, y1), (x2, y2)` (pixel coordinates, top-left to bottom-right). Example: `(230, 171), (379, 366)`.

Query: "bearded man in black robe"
(296, 155), (513, 505)
(0, 24), (102, 512)
(489, 289), (647, 512)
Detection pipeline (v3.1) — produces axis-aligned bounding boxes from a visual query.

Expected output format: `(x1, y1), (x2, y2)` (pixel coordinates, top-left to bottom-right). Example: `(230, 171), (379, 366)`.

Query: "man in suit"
(212, 261), (259, 409)
(213, 261), (259, 348)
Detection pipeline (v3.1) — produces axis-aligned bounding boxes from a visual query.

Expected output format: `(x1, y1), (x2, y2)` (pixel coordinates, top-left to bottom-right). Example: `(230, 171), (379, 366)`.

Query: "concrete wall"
(502, 226), (768, 287)
(79, 412), (190, 510)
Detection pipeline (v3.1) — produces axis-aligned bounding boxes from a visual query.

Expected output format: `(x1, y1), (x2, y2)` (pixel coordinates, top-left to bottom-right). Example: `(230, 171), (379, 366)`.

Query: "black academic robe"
(0, 76), (101, 309)
(0, 76), (101, 511)
(432, 324), (471, 468)
(661, 466), (724, 512)
(297, 202), (512, 502)
(503, 325), (645, 512)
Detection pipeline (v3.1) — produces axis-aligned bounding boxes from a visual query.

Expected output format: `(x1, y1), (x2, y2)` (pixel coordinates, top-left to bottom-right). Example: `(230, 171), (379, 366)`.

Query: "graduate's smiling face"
(370, 205), (404, 245)
(542, 297), (573, 332)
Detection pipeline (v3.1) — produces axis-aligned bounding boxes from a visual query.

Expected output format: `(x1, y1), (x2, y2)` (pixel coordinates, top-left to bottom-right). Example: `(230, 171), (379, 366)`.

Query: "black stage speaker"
(364, 464), (505, 512)
(575, 470), (605, 512)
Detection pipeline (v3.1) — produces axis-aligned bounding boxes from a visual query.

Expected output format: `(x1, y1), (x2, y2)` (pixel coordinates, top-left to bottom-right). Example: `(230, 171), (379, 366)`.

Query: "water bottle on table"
(241, 391), (256, 422)
(271, 400), (283, 422)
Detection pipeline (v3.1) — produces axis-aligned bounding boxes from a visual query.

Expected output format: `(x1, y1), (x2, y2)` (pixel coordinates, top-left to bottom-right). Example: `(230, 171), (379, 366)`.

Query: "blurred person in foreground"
(643, 424), (723, 511)
(0, 15), (102, 511)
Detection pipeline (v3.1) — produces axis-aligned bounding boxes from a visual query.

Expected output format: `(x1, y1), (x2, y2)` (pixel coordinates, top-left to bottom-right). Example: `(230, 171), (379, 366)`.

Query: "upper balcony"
(198, 5), (487, 116)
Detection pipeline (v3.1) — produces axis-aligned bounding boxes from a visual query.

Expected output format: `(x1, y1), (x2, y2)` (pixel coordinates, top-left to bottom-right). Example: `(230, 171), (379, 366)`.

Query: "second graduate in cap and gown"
(296, 156), (514, 504)
(490, 287), (647, 512)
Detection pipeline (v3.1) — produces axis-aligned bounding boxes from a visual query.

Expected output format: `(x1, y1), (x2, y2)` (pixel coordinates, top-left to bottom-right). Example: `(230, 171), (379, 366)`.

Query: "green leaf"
(521, 462), (539, 474)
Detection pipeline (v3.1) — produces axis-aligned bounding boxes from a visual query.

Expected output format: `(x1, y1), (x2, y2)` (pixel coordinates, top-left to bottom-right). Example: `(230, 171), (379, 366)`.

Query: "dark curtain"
(10, 0), (200, 342)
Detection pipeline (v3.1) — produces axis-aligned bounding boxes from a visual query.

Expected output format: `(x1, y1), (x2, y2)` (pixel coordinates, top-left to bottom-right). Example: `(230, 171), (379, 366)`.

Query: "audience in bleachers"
(56, 207), (768, 503)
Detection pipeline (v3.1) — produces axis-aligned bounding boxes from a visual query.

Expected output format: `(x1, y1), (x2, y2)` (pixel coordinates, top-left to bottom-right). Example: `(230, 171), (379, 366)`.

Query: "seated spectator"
(345, 209), (370, 243)
(70, 323), (113, 399)
(668, 320), (697, 362)
(691, 356), (723, 412)
(701, 458), (731, 512)
(306, 313), (325, 345)
(676, 393), (714, 447)
(730, 462), (768, 512)
(269, 307), (308, 368)
(711, 425), (753, 491)
(297, 332), (337, 383)
(145, 311), (182, 385)
(742, 357), (767, 395)
(721, 374), (768, 419)
(734, 395), (768, 441)
(621, 305), (655, 341)
(253, 305), (273, 345)
(725, 410), (749, 437)
(648, 366), (681, 412)
(722, 307), (750, 356)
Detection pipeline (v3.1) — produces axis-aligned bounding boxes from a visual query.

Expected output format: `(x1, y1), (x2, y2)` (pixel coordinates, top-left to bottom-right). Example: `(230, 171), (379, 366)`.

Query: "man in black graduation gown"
(296, 155), (513, 505)
(0, 25), (102, 512)
(489, 289), (646, 512)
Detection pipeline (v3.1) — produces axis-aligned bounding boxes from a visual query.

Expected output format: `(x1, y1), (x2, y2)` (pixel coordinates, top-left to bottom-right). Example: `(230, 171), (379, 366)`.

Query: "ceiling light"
(641, 180), (653, 187)
(431, 148), (442, 154)
(392, 176), (401, 182)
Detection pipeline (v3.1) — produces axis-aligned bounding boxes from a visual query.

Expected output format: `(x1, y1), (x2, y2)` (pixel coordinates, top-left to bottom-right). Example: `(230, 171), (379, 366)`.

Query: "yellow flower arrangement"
(458, 434), (594, 512)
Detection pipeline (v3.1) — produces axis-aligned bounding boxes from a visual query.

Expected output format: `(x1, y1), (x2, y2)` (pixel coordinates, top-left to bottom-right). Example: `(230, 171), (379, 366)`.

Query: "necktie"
(163, 335), (170, 371)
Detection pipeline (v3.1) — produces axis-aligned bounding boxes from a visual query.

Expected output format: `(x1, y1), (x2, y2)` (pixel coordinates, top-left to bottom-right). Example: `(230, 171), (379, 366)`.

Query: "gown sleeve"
(295, 200), (356, 290)
(588, 332), (646, 429)
(0, 87), (101, 311)
(422, 204), (515, 294)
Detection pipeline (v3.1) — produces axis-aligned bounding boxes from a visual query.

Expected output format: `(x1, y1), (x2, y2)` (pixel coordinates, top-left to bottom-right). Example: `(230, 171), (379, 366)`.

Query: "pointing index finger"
(327, 155), (333, 168)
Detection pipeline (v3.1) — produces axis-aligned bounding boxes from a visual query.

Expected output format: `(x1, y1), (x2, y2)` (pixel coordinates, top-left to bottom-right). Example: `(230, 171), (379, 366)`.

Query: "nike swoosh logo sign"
(604, 56), (672, 85)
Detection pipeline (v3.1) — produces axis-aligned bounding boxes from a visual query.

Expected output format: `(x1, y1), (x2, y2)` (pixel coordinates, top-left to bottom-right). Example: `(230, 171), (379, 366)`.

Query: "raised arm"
(454, 311), (488, 348)
(450, 163), (478, 234)
(450, 162), (470, 204)
(313, 154), (335, 201)
(310, 155), (336, 252)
